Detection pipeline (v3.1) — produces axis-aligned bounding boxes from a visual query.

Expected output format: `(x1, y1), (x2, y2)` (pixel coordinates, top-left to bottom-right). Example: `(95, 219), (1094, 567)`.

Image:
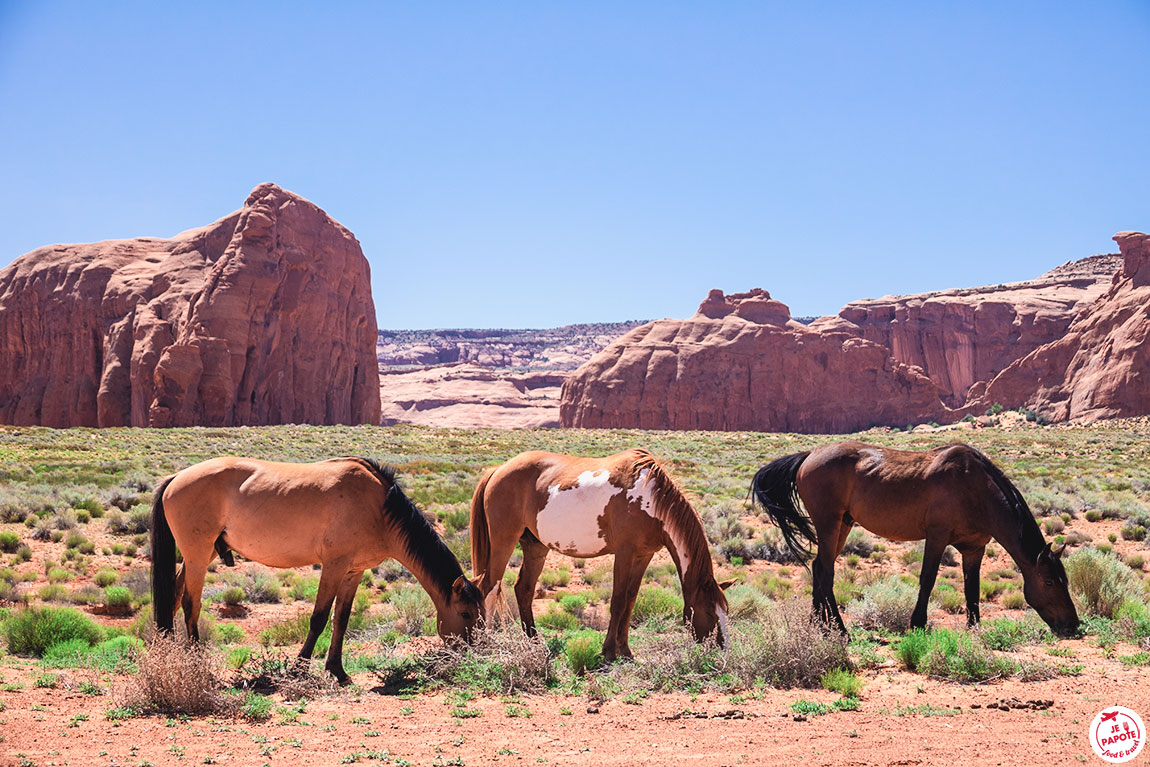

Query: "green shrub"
(0, 531), (20, 553)
(94, 568), (118, 588)
(41, 635), (143, 671)
(979, 618), (1049, 651)
(220, 586), (246, 606)
(841, 528), (875, 557)
(241, 691), (273, 720)
(215, 622), (246, 644)
(392, 585), (434, 636)
(1121, 524), (1147, 542)
(535, 609), (579, 631)
(12, 544), (31, 563)
(539, 567), (571, 589)
(1001, 590), (1027, 610)
(291, 576), (320, 602)
(1066, 548), (1141, 618)
(849, 576), (920, 631)
(559, 594), (587, 616)
(820, 667), (863, 697)
(2, 606), (104, 656)
(724, 584), (772, 620)
(565, 631), (604, 675)
(631, 586), (683, 625)
(898, 629), (1015, 682)
(104, 586), (132, 609)
(937, 585), (965, 614)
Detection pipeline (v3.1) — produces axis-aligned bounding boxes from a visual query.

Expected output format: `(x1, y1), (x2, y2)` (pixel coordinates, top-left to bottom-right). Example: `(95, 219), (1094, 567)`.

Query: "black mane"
(355, 457), (464, 599)
(967, 447), (1047, 563)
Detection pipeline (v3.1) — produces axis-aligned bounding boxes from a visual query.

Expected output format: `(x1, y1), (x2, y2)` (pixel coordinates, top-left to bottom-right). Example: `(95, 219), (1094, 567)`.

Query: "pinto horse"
(471, 449), (732, 661)
(751, 441), (1079, 637)
(151, 457), (484, 683)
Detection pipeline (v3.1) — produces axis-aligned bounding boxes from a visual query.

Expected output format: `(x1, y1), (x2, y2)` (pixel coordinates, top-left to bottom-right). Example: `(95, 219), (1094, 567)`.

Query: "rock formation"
(818, 255), (1118, 406)
(560, 249), (1139, 433)
(967, 232), (1150, 423)
(0, 183), (380, 427)
(560, 290), (950, 433)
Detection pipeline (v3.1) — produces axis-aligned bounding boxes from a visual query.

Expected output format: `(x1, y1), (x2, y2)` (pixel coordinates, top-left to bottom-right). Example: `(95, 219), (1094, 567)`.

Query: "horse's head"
(1023, 543), (1079, 637)
(437, 573), (486, 642)
(684, 578), (735, 647)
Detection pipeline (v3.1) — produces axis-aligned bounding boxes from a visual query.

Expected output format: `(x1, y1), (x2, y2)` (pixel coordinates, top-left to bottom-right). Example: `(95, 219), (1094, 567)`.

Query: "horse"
(151, 456), (485, 684)
(750, 441), (1079, 637)
(470, 448), (733, 661)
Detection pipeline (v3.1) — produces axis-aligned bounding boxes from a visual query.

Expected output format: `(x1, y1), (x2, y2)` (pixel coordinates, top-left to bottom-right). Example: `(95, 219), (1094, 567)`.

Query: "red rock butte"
(561, 234), (1148, 433)
(0, 183), (381, 427)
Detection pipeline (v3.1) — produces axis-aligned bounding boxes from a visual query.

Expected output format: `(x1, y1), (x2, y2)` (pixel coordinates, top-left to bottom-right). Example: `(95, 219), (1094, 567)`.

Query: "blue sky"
(1, 2), (1146, 328)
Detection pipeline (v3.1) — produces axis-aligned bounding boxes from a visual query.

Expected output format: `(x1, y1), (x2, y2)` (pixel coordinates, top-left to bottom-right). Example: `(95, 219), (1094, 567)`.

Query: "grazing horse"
(751, 441), (1079, 637)
(151, 457), (484, 684)
(470, 449), (732, 661)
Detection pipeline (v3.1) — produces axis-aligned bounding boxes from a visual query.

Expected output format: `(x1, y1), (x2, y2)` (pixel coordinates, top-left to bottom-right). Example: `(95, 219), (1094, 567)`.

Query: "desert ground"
(1, 419), (1149, 766)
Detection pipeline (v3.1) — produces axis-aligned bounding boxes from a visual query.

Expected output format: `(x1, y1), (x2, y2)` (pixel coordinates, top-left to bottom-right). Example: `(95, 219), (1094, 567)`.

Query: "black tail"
(751, 452), (816, 563)
(151, 476), (177, 634)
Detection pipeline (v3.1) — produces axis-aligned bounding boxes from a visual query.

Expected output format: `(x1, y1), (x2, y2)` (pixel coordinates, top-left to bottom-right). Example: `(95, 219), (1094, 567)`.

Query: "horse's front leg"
(324, 570), (365, 685)
(911, 530), (949, 630)
(299, 561), (346, 661)
(960, 546), (985, 628)
(614, 551), (654, 660)
(602, 545), (639, 662)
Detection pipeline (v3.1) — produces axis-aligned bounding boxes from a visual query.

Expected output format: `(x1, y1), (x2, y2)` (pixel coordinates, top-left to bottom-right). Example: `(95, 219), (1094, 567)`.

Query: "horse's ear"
(1051, 543), (1066, 559)
(718, 579), (737, 591)
(470, 572), (486, 587)
(451, 575), (469, 595)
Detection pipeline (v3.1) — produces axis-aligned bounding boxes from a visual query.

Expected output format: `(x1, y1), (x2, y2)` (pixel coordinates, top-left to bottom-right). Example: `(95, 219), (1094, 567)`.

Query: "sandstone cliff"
(560, 289), (949, 433)
(967, 232), (1150, 423)
(560, 251), (1134, 433)
(818, 255), (1118, 406)
(0, 183), (380, 427)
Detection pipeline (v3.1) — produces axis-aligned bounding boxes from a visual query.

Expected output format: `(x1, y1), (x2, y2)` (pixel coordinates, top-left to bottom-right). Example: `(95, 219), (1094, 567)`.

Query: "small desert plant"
(0, 531), (20, 553)
(849, 576), (922, 631)
(1122, 524), (1147, 542)
(820, 667), (863, 697)
(840, 528), (875, 557)
(2, 605), (104, 656)
(565, 630), (604, 675)
(420, 625), (555, 694)
(1065, 548), (1141, 618)
(104, 586), (133, 610)
(392, 585), (434, 636)
(630, 585), (683, 625)
(220, 586), (246, 606)
(535, 608), (579, 631)
(1001, 590), (1027, 610)
(94, 568), (118, 588)
(897, 629), (1015, 682)
(978, 617), (1049, 651)
(936, 585), (965, 614)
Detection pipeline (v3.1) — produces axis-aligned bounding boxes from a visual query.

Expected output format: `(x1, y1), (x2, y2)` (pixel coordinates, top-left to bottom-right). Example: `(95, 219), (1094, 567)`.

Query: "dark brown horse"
(471, 449), (732, 661)
(751, 441), (1079, 637)
(152, 457), (485, 683)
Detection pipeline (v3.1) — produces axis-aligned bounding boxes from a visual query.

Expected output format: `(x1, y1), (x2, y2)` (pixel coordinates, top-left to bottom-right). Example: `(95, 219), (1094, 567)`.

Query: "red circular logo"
(1090, 707), (1145, 763)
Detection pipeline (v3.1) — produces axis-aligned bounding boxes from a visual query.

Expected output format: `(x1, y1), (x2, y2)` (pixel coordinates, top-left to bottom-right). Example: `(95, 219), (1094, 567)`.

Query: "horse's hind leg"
(960, 546), (985, 628)
(611, 550), (654, 660)
(179, 556), (211, 641)
(811, 515), (849, 634)
(911, 529), (950, 630)
(515, 533), (549, 637)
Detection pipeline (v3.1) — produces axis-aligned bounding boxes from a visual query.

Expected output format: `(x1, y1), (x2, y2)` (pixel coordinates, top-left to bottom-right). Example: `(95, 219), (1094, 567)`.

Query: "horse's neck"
(390, 537), (461, 612)
(990, 512), (1046, 572)
(658, 504), (713, 593)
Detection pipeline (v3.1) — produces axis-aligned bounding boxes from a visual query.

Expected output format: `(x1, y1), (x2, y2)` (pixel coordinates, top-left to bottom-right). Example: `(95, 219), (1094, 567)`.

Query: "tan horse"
(151, 456), (484, 683)
(471, 449), (732, 661)
(751, 441), (1079, 637)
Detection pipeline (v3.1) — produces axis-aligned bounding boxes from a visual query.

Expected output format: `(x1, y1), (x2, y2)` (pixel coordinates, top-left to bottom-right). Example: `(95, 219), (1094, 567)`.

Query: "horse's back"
(798, 440), (995, 541)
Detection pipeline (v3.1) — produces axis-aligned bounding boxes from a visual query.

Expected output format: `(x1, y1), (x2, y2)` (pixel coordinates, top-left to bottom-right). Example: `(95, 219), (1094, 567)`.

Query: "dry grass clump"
(423, 625), (555, 694)
(615, 598), (848, 691)
(233, 650), (339, 699)
(849, 575), (924, 631)
(114, 634), (230, 715)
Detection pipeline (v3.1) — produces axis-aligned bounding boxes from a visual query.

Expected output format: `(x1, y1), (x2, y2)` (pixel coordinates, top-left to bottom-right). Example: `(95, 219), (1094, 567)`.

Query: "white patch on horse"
(629, 468), (691, 575)
(717, 604), (729, 646)
(537, 469), (617, 557)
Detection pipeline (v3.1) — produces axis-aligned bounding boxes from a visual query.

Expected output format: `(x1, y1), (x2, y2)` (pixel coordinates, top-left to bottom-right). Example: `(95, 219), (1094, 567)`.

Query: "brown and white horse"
(151, 456), (485, 684)
(470, 449), (731, 661)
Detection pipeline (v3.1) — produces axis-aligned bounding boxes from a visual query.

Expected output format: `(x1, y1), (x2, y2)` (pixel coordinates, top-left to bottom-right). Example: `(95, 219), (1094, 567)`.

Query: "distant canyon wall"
(0, 183), (380, 427)
(561, 242), (1144, 433)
